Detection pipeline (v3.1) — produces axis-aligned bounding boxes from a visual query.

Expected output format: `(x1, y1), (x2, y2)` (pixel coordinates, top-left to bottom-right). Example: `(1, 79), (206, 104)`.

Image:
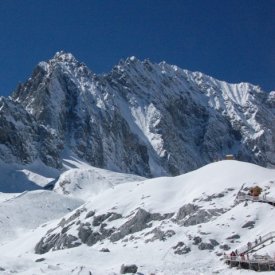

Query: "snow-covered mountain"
(1, 52), (275, 274)
(53, 163), (145, 201)
(0, 160), (275, 274)
(0, 51), (273, 179)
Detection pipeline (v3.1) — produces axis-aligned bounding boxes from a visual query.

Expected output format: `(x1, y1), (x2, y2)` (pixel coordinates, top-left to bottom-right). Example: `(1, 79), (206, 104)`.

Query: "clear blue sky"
(0, 0), (274, 96)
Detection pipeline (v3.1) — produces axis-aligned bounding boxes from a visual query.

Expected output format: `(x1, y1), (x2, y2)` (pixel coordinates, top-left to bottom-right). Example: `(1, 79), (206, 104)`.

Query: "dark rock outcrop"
(35, 258), (46, 262)
(35, 233), (81, 254)
(198, 242), (214, 250)
(34, 207), (173, 252)
(209, 239), (219, 247)
(226, 234), (240, 240)
(175, 204), (226, 226)
(173, 241), (191, 255)
(120, 264), (138, 274)
(242, 221), (255, 229)
(100, 248), (110, 252)
(110, 208), (169, 242)
(193, 236), (202, 245)
(219, 244), (231, 251)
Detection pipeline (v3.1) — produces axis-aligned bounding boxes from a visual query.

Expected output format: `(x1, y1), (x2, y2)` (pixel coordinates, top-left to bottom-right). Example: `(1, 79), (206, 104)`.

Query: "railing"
(224, 255), (275, 265)
(225, 191), (275, 270)
(236, 194), (275, 205)
(235, 231), (275, 255)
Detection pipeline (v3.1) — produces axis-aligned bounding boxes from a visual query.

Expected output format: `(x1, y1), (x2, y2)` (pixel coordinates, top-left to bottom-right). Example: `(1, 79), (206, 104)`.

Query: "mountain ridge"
(0, 52), (274, 178)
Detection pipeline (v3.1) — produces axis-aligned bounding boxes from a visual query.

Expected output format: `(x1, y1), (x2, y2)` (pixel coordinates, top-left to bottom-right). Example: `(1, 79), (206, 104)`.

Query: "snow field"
(0, 160), (274, 274)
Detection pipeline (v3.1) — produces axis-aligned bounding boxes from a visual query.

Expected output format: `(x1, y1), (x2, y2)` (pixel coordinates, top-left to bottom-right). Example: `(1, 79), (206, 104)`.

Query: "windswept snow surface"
(0, 160), (275, 274)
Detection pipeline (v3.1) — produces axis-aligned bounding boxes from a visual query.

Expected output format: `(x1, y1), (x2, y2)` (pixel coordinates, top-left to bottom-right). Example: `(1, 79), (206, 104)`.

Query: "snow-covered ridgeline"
(0, 52), (274, 178)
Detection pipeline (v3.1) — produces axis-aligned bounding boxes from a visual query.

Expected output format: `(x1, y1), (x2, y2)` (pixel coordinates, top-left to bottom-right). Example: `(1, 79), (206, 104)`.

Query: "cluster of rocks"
(172, 241), (191, 255)
(110, 209), (173, 242)
(35, 198), (234, 255)
(174, 203), (226, 226)
(35, 207), (175, 254)
(192, 236), (220, 251)
(145, 227), (176, 243)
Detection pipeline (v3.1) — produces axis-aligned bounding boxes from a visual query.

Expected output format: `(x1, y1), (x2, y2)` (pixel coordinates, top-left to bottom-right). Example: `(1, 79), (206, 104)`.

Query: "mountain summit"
(0, 52), (274, 177)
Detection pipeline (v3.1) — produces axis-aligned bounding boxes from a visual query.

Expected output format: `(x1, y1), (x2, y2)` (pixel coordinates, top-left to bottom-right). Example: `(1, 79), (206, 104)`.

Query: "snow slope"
(0, 160), (274, 274)
(79, 160), (275, 214)
(0, 160), (59, 192)
(0, 190), (83, 244)
(54, 166), (145, 200)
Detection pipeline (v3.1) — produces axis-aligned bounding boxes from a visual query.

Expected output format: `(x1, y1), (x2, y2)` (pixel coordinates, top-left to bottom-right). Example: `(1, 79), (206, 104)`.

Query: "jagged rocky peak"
(12, 52), (94, 131)
(48, 51), (93, 76)
(52, 51), (77, 62)
(44, 51), (86, 72)
(13, 51), (92, 101)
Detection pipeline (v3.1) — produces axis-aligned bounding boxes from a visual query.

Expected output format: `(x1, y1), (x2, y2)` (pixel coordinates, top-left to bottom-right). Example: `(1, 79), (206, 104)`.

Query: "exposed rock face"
(175, 204), (226, 226)
(176, 204), (200, 220)
(33, 181), (257, 256)
(1, 51), (274, 177)
(34, 196), (229, 254)
(0, 97), (61, 167)
(35, 233), (81, 254)
(34, 207), (174, 254)
(110, 208), (170, 242)
(78, 222), (110, 246)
